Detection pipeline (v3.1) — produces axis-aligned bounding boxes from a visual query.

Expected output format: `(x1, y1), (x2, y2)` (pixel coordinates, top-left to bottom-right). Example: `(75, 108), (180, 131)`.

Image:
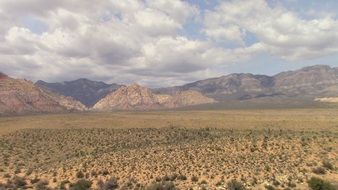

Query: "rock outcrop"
(36, 79), (121, 107)
(0, 74), (86, 114)
(157, 90), (216, 108)
(93, 84), (216, 111)
(93, 83), (161, 111)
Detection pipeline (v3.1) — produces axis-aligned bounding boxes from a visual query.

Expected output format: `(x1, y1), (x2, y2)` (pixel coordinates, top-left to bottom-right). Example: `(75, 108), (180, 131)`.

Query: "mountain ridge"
(155, 65), (338, 101)
(93, 84), (215, 111)
(36, 78), (122, 107)
(0, 75), (87, 114)
(33, 65), (338, 108)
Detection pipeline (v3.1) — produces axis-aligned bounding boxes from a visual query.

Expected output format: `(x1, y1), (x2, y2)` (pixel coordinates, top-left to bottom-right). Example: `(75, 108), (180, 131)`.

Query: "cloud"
(0, 0), (337, 87)
(204, 0), (338, 60)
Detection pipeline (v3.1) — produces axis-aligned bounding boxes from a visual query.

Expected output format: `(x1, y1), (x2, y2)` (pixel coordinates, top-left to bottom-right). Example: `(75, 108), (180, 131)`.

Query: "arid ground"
(0, 109), (337, 190)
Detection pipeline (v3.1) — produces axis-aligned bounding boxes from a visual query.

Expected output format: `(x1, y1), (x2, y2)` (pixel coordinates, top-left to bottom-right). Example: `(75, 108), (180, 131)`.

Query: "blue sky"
(0, 0), (337, 87)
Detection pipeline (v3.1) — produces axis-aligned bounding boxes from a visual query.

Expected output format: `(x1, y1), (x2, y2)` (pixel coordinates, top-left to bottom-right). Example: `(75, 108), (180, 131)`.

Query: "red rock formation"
(93, 83), (161, 111)
(93, 84), (216, 111)
(0, 74), (86, 114)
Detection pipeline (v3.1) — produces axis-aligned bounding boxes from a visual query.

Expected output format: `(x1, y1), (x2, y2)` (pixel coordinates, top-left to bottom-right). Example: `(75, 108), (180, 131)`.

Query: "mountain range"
(155, 65), (338, 101)
(0, 65), (337, 114)
(0, 73), (86, 114)
(92, 83), (215, 111)
(36, 79), (121, 107)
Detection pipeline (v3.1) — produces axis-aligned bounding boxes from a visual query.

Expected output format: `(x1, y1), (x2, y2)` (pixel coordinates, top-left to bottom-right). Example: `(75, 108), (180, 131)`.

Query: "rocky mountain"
(93, 84), (216, 111)
(93, 83), (162, 111)
(36, 79), (121, 107)
(2, 64), (337, 113)
(274, 65), (338, 97)
(0, 74), (86, 114)
(158, 90), (216, 108)
(155, 65), (338, 101)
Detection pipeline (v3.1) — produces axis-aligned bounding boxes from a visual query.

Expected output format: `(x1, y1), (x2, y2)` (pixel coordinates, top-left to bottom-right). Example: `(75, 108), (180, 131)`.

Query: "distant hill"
(16, 64), (338, 111)
(36, 79), (121, 107)
(0, 73), (86, 114)
(155, 65), (338, 101)
(93, 83), (215, 111)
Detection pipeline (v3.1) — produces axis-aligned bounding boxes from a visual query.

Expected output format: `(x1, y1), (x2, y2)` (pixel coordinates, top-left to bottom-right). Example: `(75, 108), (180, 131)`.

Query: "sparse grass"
(0, 109), (337, 189)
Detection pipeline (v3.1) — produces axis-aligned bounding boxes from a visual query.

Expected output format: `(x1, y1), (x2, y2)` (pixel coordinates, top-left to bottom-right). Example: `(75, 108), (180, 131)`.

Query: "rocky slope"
(93, 83), (161, 111)
(93, 84), (216, 111)
(36, 79), (121, 107)
(158, 90), (216, 108)
(0, 74), (86, 114)
(156, 65), (338, 101)
(274, 65), (338, 97)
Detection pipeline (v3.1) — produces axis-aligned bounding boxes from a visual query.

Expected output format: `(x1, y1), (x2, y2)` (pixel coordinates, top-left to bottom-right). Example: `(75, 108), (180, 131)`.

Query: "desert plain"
(0, 109), (337, 190)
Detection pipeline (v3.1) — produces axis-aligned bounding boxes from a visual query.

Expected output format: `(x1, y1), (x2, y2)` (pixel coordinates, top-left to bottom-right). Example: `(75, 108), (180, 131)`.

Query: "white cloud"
(0, 0), (337, 87)
(204, 0), (338, 60)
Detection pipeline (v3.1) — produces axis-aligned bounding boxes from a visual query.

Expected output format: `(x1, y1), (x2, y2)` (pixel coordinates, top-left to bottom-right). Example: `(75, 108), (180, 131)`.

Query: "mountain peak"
(301, 65), (332, 70)
(0, 75), (86, 114)
(93, 83), (216, 111)
(36, 79), (122, 107)
(128, 83), (142, 88)
(93, 84), (159, 111)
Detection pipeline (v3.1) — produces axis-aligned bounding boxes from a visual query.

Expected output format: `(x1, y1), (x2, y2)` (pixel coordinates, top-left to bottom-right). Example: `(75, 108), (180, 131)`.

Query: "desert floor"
(0, 109), (337, 189)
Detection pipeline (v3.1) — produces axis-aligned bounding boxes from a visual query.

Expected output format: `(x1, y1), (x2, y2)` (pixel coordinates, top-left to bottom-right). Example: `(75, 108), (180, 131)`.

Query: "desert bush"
(191, 176), (199, 182)
(60, 180), (70, 190)
(76, 171), (85, 178)
(227, 180), (246, 190)
(308, 177), (335, 190)
(177, 174), (187, 181)
(101, 169), (110, 176)
(13, 176), (27, 187)
(30, 178), (40, 184)
(70, 179), (92, 190)
(272, 180), (280, 187)
(162, 175), (170, 181)
(322, 160), (334, 170)
(265, 185), (275, 190)
(312, 167), (326, 175)
(101, 177), (119, 190)
(169, 173), (178, 181)
(35, 180), (49, 190)
(145, 181), (176, 190)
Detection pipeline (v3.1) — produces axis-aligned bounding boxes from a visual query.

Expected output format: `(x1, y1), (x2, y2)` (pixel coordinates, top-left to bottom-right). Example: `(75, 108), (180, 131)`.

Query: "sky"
(0, 0), (338, 87)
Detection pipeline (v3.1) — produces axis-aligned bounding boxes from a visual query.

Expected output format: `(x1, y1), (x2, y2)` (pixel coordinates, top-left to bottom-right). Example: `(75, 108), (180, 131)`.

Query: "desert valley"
(0, 65), (337, 190)
(1, 0), (338, 189)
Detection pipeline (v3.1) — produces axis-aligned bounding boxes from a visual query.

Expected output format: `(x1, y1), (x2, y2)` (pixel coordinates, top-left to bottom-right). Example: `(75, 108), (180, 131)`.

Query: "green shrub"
(13, 176), (27, 187)
(35, 180), (49, 190)
(265, 185), (275, 190)
(76, 171), (85, 178)
(308, 177), (335, 190)
(322, 160), (334, 170)
(145, 181), (176, 190)
(227, 180), (246, 190)
(191, 176), (199, 182)
(70, 179), (92, 190)
(312, 167), (326, 175)
(102, 177), (118, 190)
(177, 174), (187, 181)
